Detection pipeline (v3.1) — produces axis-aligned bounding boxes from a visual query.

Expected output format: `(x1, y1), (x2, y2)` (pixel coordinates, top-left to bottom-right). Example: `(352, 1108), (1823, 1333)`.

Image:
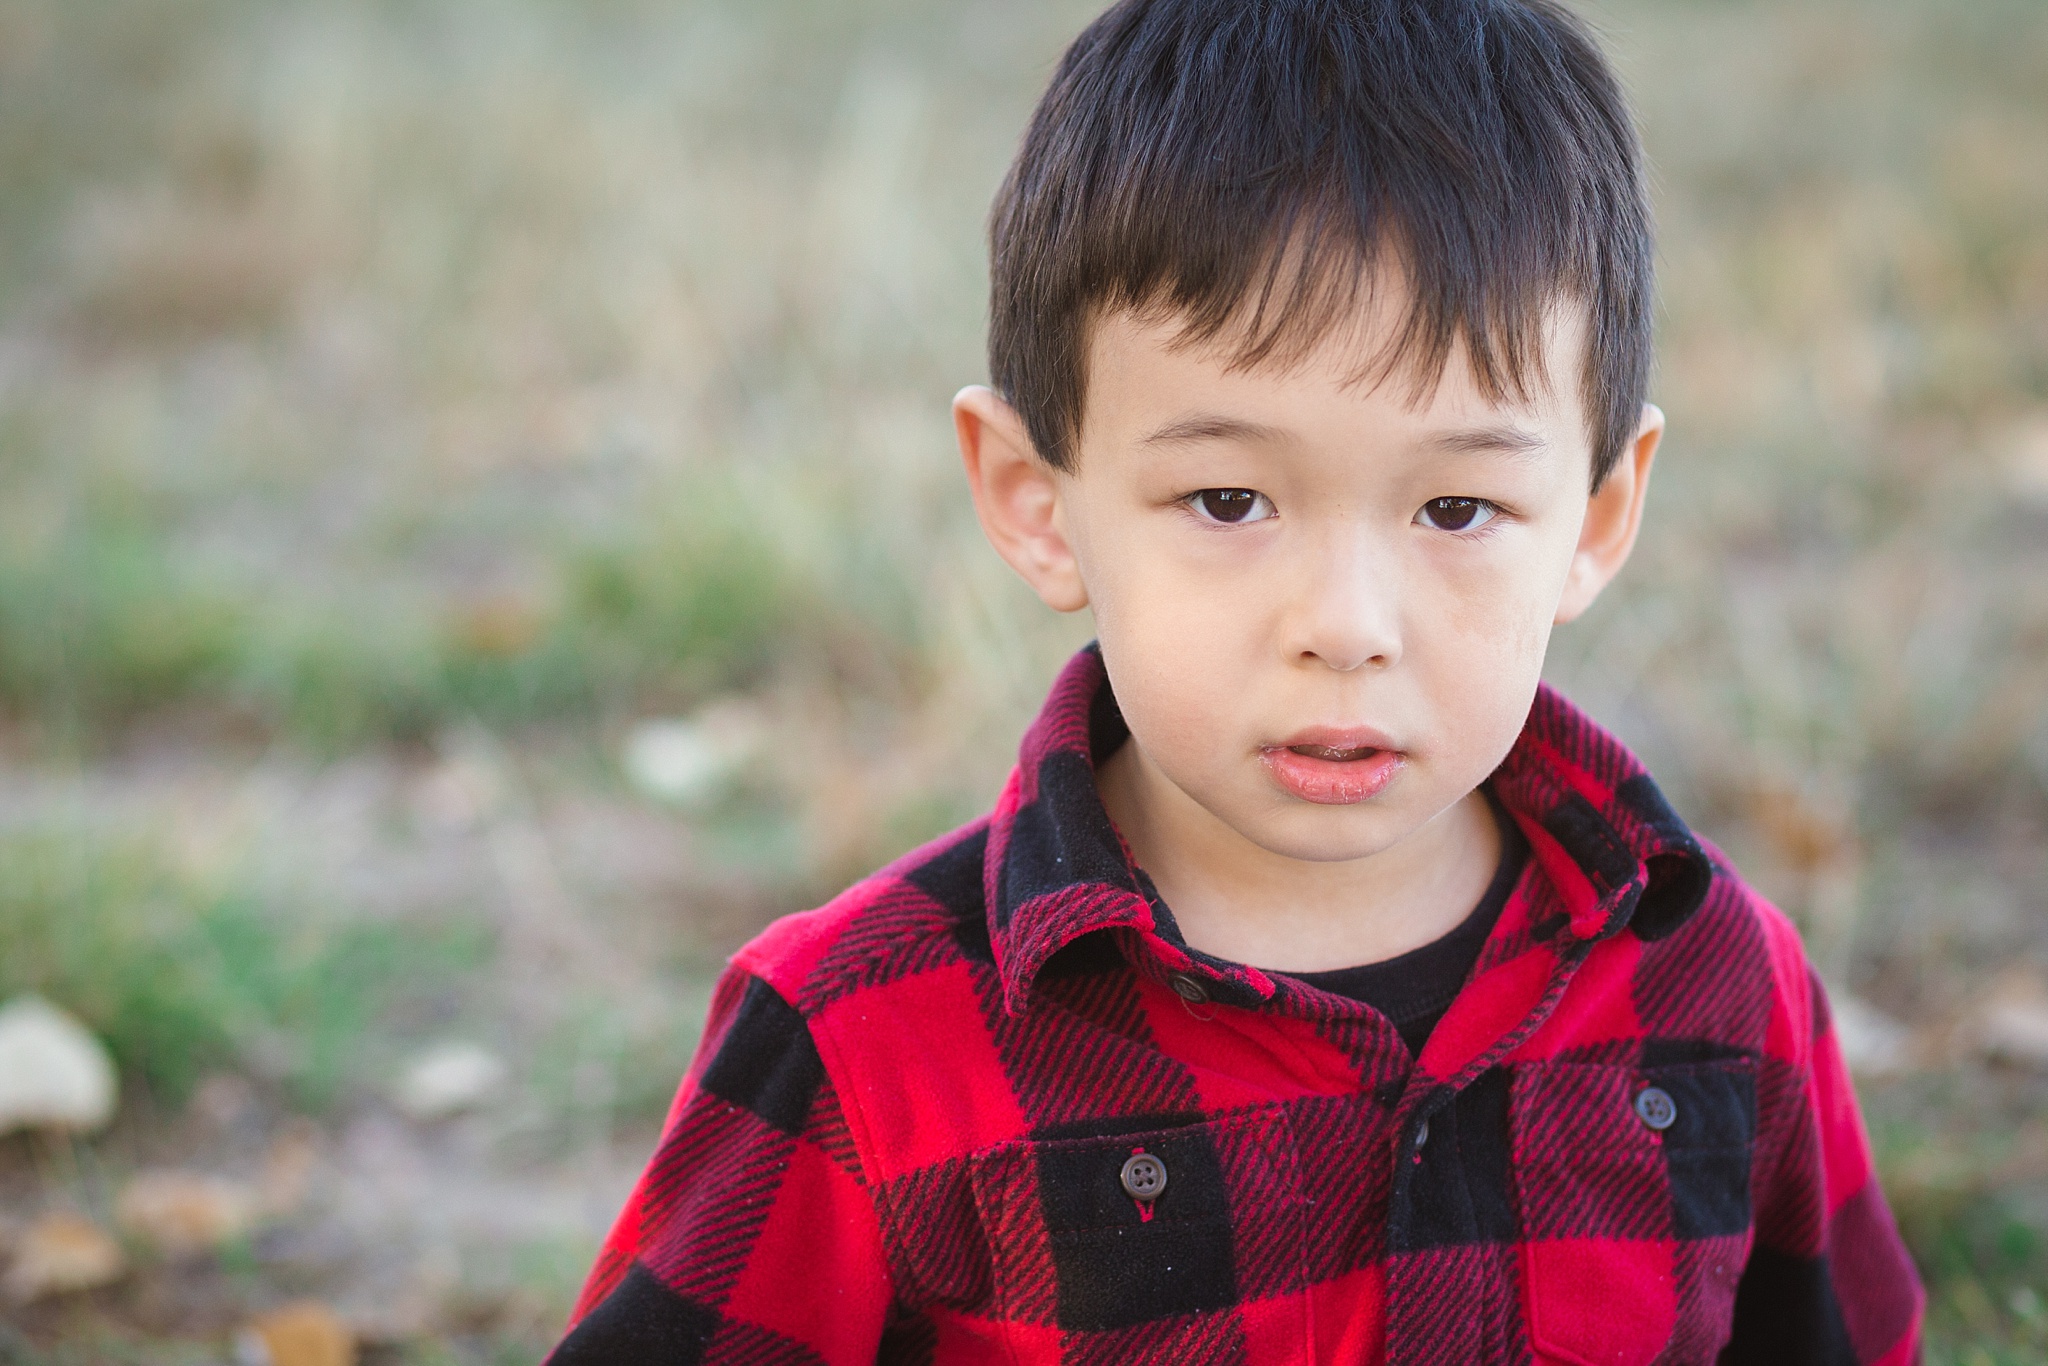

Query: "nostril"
(1299, 649), (1393, 672)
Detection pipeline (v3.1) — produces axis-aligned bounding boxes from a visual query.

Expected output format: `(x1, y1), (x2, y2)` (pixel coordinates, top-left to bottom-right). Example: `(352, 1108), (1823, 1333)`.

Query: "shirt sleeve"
(1721, 962), (1924, 1364)
(547, 967), (893, 1365)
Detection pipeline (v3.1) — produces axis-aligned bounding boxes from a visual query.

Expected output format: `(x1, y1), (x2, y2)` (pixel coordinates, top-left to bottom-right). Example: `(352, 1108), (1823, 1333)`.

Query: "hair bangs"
(989, 0), (1651, 486)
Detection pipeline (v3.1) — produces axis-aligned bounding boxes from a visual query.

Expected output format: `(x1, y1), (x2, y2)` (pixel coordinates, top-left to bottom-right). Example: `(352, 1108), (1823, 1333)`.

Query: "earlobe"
(1555, 404), (1662, 624)
(953, 386), (1090, 613)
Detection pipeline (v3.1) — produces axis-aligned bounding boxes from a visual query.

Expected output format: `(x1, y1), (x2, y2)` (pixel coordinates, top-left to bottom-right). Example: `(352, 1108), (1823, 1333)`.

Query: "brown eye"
(1418, 497), (1498, 532)
(1193, 489), (1273, 524)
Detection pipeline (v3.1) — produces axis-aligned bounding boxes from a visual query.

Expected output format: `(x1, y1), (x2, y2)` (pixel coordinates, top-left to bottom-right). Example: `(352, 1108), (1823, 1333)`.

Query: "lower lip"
(1261, 747), (1405, 805)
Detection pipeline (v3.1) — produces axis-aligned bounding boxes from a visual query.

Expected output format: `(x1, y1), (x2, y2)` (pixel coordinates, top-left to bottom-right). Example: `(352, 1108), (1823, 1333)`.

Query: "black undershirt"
(1279, 792), (1529, 1056)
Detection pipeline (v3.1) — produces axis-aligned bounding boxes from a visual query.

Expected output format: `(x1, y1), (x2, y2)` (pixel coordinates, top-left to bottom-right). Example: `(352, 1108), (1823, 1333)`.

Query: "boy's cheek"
(1084, 547), (1264, 678)
(1099, 623), (1243, 748)
(1443, 574), (1556, 681)
(1432, 584), (1558, 751)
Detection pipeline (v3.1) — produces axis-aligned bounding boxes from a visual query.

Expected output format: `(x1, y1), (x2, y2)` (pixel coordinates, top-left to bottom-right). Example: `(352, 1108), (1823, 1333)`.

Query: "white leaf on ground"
(1830, 991), (1912, 1077)
(393, 1042), (509, 1122)
(0, 996), (118, 1135)
(621, 700), (764, 807)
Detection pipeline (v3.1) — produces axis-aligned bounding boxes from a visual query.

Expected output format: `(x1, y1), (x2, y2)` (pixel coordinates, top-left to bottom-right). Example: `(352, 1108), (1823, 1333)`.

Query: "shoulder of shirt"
(1636, 829), (1820, 1063)
(724, 816), (996, 1017)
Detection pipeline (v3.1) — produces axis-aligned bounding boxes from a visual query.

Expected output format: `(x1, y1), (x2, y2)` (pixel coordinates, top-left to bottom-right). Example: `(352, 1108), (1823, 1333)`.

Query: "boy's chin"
(1224, 801), (1426, 865)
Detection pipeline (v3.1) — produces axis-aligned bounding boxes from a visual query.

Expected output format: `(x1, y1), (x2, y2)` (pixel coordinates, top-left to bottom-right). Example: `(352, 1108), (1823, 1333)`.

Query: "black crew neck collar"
(1281, 790), (1530, 1049)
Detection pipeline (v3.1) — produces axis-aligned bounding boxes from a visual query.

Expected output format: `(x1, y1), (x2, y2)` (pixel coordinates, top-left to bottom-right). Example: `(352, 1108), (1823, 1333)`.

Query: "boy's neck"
(1095, 738), (1504, 973)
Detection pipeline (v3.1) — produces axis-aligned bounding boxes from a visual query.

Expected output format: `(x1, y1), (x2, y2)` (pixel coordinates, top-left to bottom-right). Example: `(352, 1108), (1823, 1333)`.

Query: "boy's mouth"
(1287, 743), (1380, 762)
(1262, 729), (1405, 805)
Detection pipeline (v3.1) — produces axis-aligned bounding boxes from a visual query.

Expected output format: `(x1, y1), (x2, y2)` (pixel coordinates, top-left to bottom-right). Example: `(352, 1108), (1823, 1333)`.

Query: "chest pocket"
(1510, 1058), (1757, 1366)
(968, 1107), (1306, 1361)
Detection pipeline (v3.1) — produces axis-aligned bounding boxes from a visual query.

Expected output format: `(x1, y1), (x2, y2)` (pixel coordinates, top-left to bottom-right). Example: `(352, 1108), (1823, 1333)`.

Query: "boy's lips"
(1260, 727), (1405, 805)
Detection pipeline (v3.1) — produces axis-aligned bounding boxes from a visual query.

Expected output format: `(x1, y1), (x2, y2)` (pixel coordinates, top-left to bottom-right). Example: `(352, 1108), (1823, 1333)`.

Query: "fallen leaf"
(1976, 990), (2048, 1071)
(2000, 411), (2048, 508)
(1966, 966), (2048, 1073)
(3, 1212), (126, 1303)
(449, 593), (546, 659)
(117, 1170), (259, 1256)
(1830, 991), (1913, 1077)
(393, 1042), (508, 1122)
(1747, 787), (1857, 878)
(237, 1301), (357, 1366)
(260, 1119), (321, 1216)
(621, 700), (764, 808)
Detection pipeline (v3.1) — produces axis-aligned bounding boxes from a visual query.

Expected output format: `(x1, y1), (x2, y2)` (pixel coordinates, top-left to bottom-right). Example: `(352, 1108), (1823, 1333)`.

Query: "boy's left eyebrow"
(1424, 426), (1549, 458)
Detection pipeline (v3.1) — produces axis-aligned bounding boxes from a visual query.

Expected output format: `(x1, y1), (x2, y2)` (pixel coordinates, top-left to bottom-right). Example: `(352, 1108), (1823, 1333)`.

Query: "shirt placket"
(1378, 962), (1578, 1361)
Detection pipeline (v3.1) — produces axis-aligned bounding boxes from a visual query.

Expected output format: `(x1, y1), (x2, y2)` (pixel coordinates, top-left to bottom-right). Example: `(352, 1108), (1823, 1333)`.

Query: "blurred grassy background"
(0, 0), (2043, 1359)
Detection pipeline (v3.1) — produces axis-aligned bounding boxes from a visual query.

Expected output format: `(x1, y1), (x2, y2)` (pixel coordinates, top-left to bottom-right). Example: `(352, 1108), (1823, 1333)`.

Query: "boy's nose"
(1283, 531), (1403, 673)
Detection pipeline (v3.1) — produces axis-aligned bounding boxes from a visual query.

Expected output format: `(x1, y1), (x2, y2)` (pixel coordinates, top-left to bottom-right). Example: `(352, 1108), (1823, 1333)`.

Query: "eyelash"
(1181, 488), (1277, 525)
(1414, 497), (1505, 535)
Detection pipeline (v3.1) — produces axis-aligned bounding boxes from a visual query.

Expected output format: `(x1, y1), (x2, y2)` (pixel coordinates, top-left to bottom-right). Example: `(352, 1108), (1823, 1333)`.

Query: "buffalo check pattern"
(551, 645), (1924, 1365)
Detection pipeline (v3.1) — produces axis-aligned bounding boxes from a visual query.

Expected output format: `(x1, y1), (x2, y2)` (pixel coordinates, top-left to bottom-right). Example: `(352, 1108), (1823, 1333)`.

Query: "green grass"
(0, 1325), (223, 1366)
(0, 501), (245, 733)
(0, 827), (488, 1107)
(0, 462), (841, 749)
(0, 0), (941, 755)
(1894, 1178), (2048, 1362)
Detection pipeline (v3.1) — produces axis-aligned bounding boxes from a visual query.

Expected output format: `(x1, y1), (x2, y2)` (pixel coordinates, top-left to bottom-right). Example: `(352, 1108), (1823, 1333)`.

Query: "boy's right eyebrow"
(1137, 414), (1290, 449)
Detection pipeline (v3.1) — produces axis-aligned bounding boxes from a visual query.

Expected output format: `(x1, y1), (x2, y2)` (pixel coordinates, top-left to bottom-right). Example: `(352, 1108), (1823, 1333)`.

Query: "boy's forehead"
(1082, 299), (1591, 455)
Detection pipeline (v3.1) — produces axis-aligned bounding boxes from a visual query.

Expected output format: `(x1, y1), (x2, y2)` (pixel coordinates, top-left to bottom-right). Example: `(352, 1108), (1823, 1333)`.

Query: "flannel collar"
(981, 645), (1712, 1017)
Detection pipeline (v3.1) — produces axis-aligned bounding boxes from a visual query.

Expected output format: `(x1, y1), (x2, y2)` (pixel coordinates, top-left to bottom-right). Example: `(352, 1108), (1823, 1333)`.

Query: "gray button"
(1120, 1152), (1168, 1201)
(1169, 974), (1209, 1004)
(1414, 1117), (1430, 1150)
(1634, 1085), (1678, 1131)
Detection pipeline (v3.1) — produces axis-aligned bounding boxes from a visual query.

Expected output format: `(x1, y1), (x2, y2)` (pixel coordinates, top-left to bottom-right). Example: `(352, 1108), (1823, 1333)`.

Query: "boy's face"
(957, 295), (1660, 869)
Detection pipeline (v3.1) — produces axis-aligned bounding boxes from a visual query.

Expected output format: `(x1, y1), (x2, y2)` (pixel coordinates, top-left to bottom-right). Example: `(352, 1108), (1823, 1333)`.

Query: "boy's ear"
(1555, 404), (1663, 625)
(953, 385), (1090, 613)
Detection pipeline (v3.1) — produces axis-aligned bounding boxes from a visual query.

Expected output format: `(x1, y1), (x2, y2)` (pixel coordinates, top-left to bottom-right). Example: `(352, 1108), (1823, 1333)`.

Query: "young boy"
(551, 0), (1924, 1361)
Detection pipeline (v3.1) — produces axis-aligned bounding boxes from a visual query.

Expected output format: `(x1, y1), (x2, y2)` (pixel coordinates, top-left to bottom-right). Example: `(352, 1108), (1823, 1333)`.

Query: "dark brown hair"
(988, 0), (1653, 486)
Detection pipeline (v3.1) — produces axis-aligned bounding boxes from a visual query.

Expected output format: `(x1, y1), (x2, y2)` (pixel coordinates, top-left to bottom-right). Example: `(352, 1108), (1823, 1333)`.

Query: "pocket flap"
(1511, 1058), (1757, 1366)
(967, 1108), (1303, 1336)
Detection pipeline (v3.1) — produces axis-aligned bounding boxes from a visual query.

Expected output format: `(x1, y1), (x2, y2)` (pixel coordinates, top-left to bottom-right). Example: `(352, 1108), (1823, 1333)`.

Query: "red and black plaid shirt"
(551, 645), (1923, 1365)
